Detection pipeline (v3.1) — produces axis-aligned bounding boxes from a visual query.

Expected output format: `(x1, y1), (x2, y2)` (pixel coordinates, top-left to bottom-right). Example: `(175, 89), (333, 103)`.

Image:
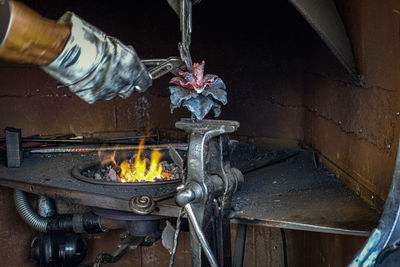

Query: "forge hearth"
(77, 160), (181, 183)
(73, 158), (182, 186)
(70, 145), (184, 187)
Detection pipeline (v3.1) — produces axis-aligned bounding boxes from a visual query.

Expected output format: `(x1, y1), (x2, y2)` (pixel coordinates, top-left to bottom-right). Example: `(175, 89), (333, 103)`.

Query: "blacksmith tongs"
(142, 57), (186, 80)
(142, 0), (193, 80)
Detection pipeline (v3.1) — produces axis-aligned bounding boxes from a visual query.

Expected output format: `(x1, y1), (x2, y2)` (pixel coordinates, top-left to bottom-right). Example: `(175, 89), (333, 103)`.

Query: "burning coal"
(89, 140), (181, 183)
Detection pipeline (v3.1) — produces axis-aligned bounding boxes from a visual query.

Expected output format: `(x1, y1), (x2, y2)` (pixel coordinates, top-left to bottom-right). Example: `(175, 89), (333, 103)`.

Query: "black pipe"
(46, 212), (106, 234)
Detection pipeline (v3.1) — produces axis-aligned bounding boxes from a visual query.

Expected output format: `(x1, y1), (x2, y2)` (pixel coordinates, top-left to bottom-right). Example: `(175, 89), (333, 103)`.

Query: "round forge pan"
(71, 150), (183, 188)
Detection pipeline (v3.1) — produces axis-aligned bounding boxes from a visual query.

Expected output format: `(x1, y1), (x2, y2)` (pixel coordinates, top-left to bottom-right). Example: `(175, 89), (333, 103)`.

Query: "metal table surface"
(230, 151), (379, 236)
(0, 149), (379, 236)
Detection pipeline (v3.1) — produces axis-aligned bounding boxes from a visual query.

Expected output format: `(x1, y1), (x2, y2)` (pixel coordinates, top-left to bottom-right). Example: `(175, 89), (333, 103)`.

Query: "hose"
(14, 189), (107, 233)
(14, 189), (49, 232)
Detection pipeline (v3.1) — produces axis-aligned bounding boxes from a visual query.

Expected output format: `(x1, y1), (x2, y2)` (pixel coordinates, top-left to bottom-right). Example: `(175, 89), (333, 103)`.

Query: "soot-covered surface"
(231, 151), (379, 236)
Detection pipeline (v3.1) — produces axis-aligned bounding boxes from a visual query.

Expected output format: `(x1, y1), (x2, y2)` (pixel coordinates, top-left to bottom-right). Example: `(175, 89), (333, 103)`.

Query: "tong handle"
(176, 184), (218, 267)
(185, 203), (218, 267)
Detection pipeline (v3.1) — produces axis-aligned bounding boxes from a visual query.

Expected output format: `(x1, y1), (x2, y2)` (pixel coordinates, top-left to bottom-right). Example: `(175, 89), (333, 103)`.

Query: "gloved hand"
(0, 1), (151, 103)
(42, 12), (152, 104)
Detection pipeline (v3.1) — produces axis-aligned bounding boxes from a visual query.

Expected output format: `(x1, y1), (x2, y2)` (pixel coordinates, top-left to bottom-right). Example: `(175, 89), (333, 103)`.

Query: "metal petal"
(170, 76), (194, 89)
(193, 61), (205, 85)
(182, 95), (219, 120)
(169, 85), (197, 108)
(212, 104), (221, 117)
(202, 86), (227, 105)
(206, 77), (226, 90)
(180, 72), (195, 85)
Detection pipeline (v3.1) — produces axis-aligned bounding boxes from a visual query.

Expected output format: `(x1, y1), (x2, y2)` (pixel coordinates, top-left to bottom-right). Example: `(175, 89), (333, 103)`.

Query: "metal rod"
(29, 143), (188, 154)
(0, 135), (157, 144)
(185, 203), (218, 267)
(169, 207), (184, 267)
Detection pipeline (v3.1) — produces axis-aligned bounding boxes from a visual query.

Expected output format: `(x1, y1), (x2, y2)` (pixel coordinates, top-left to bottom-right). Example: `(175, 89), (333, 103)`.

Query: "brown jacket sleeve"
(0, 1), (70, 65)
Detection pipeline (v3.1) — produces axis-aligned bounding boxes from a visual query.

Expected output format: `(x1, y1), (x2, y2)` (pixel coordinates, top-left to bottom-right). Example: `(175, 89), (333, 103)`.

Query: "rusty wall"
(303, 0), (400, 209)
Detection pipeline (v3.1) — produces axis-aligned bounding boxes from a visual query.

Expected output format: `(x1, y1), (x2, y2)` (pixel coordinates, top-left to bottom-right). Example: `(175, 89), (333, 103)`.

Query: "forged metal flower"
(169, 61), (227, 120)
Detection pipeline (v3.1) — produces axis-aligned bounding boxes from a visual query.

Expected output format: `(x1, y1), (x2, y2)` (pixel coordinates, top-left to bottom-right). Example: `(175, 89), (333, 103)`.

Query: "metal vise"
(175, 119), (244, 267)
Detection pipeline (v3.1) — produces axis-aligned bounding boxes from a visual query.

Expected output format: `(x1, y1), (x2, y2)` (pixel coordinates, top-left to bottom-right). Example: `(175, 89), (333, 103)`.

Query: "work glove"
(42, 12), (152, 104)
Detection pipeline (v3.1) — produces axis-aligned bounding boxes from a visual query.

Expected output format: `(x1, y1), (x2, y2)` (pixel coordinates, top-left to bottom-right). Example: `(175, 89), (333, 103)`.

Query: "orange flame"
(119, 139), (164, 182)
(98, 146), (117, 166)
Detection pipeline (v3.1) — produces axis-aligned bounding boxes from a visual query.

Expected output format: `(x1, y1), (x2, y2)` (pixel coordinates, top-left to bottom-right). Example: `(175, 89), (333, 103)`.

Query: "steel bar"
(169, 207), (184, 267)
(29, 143), (188, 154)
(0, 135), (157, 144)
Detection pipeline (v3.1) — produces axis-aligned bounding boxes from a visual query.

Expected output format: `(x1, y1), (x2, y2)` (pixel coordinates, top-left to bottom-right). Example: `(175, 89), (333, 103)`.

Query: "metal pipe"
(29, 143), (188, 154)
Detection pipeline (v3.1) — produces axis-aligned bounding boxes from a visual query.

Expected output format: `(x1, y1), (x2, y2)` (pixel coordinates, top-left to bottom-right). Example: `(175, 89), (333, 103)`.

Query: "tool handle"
(185, 203), (218, 267)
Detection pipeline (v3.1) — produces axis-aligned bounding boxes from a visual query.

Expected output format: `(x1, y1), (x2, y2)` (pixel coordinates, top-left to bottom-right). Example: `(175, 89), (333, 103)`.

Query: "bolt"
(397, 112), (400, 116)
(36, 88), (40, 92)
(388, 144), (391, 149)
(314, 108), (318, 112)
(338, 120), (342, 125)
(359, 129), (363, 133)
